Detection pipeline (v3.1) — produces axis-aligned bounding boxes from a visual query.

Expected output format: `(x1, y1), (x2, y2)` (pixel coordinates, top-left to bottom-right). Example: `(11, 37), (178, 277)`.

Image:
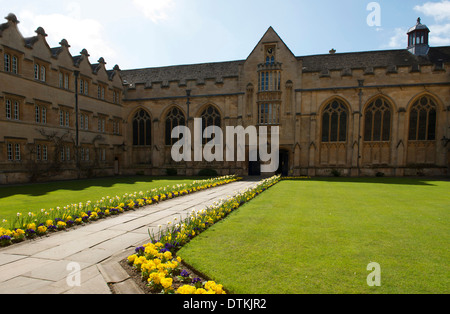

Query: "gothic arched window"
(165, 107), (186, 145)
(408, 96), (437, 141)
(201, 105), (221, 144)
(364, 98), (392, 142)
(321, 100), (349, 143)
(132, 109), (151, 146)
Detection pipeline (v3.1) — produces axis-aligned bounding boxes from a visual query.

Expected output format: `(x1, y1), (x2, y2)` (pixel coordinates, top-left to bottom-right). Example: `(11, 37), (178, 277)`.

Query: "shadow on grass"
(0, 176), (211, 198)
(289, 176), (449, 186)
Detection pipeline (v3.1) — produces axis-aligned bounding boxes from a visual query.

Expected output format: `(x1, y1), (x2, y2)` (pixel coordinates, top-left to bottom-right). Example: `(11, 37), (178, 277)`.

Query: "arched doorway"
(248, 158), (261, 176)
(277, 149), (289, 176)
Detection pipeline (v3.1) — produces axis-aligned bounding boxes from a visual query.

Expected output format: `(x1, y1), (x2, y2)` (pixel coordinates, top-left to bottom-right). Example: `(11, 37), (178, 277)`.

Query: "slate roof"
(120, 47), (450, 85)
(121, 60), (243, 85)
(299, 47), (450, 73)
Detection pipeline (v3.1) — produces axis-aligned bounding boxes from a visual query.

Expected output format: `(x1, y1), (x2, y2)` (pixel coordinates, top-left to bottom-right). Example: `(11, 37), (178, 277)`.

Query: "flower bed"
(0, 175), (239, 248)
(125, 175), (281, 294)
(280, 176), (311, 180)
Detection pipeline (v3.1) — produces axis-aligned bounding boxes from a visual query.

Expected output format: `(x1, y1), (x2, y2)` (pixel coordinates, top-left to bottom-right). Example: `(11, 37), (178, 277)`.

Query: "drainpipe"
(357, 80), (364, 177)
(186, 89), (191, 120)
(74, 70), (80, 177)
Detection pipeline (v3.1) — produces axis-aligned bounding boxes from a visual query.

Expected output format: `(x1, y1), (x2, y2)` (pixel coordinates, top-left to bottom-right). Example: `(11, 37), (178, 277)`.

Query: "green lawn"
(177, 178), (450, 294)
(0, 176), (203, 223)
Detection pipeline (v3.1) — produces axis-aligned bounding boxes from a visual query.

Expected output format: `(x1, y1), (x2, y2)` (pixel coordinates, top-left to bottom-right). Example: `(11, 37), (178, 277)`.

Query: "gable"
(244, 27), (297, 68)
(240, 27), (300, 89)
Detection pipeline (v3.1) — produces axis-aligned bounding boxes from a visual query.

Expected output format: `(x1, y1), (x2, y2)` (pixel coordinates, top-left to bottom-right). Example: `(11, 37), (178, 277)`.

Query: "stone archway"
(277, 149), (289, 176)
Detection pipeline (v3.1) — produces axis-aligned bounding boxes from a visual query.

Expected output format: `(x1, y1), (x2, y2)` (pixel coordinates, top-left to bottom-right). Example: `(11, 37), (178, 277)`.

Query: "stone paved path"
(0, 179), (261, 294)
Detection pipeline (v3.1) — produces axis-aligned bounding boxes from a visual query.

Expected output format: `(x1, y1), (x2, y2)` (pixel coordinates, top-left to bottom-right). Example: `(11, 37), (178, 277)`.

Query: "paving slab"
(92, 232), (148, 252)
(32, 229), (127, 260)
(0, 276), (52, 294)
(30, 264), (104, 294)
(0, 257), (54, 282)
(23, 260), (91, 282)
(65, 248), (113, 265)
(64, 273), (111, 294)
(0, 253), (27, 266)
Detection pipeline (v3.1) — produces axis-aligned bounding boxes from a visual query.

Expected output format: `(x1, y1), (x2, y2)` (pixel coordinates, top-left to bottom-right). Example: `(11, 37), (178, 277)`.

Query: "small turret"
(407, 17), (430, 56)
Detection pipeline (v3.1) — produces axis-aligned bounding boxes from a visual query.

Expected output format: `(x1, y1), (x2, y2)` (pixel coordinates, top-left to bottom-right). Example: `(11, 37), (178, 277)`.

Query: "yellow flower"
(37, 225), (47, 234)
(148, 272), (165, 285)
(141, 261), (156, 272)
(195, 288), (207, 294)
(127, 254), (138, 263)
(163, 251), (172, 260)
(161, 277), (173, 289)
(214, 284), (225, 294)
(204, 281), (217, 291)
(27, 223), (36, 231)
(14, 229), (25, 236)
(45, 220), (54, 227)
(177, 285), (196, 294)
(134, 256), (147, 266)
(0, 228), (12, 236)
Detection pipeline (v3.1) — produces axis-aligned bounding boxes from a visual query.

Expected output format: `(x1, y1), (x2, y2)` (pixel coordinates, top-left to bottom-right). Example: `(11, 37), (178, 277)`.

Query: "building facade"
(1, 14), (449, 183)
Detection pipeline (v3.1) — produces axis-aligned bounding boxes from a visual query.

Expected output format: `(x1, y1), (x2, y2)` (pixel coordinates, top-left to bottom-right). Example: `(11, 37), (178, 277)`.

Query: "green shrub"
(330, 169), (341, 177)
(166, 168), (177, 176)
(198, 169), (218, 177)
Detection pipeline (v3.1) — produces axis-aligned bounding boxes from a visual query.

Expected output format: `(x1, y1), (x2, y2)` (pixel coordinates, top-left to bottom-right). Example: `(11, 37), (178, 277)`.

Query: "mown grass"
(0, 176), (204, 224)
(177, 178), (450, 294)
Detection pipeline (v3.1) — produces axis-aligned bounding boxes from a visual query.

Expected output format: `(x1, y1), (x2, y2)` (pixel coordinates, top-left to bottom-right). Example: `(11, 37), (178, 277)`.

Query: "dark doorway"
(248, 160), (261, 176)
(277, 150), (289, 176)
(114, 157), (120, 175)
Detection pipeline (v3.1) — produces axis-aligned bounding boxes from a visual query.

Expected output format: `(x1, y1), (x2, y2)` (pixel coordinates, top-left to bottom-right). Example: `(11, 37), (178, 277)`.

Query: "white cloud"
(132, 0), (175, 23)
(414, 0), (450, 22)
(428, 22), (450, 45)
(414, 0), (450, 46)
(386, 27), (407, 49)
(18, 6), (117, 66)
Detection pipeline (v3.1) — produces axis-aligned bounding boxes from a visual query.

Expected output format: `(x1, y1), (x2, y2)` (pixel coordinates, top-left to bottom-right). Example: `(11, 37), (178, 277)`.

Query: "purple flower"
(180, 270), (189, 277)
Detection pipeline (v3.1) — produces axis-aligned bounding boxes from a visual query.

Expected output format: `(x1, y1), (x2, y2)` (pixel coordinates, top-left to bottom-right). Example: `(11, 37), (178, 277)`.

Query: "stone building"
(0, 14), (124, 184)
(1, 14), (449, 183)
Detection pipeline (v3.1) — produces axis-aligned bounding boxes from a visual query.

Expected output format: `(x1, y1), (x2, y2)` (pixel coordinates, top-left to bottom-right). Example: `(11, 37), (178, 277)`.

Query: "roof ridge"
(122, 59), (244, 73)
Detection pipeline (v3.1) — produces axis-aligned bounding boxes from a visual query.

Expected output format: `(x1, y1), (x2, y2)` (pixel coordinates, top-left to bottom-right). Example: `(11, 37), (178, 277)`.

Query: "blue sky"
(1, 0), (449, 70)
